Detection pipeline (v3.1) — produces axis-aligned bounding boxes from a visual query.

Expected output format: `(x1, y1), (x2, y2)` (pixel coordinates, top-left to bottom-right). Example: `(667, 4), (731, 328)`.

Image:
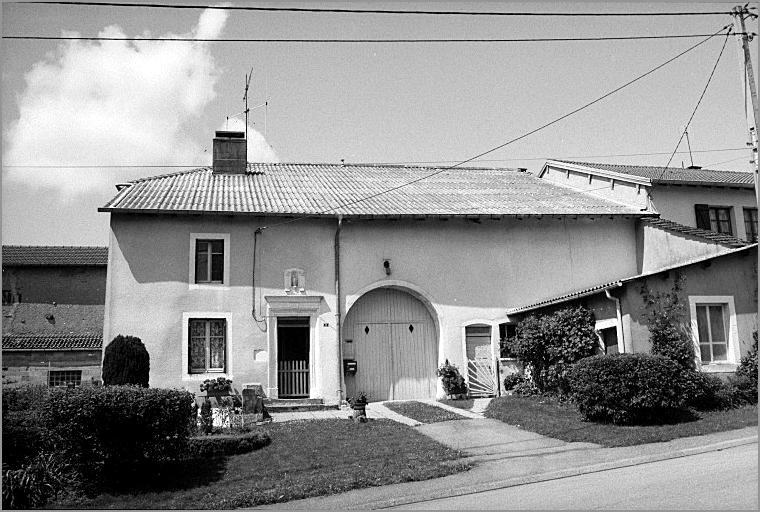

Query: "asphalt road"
(390, 442), (759, 510)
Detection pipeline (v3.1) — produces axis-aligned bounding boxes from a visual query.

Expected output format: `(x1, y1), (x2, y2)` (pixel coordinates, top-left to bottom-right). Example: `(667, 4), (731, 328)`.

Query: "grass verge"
(52, 419), (470, 509)
(384, 401), (469, 423)
(485, 395), (758, 447)
(438, 398), (475, 411)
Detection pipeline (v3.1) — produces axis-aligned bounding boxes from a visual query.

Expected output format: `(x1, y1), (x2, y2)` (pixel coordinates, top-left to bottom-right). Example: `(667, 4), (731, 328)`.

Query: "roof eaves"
(543, 160), (653, 186)
(651, 179), (755, 189)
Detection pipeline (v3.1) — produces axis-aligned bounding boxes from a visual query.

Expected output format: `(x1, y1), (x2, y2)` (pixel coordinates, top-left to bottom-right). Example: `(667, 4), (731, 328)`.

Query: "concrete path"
(268, 401), (422, 425)
(252, 426), (758, 510)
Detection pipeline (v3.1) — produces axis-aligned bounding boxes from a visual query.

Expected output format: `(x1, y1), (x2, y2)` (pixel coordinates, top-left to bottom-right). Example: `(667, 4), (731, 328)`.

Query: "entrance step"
(264, 398), (338, 412)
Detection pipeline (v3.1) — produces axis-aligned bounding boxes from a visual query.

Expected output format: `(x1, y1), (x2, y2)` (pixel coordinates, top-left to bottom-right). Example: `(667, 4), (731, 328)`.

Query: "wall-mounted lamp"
(383, 259), (391, 275)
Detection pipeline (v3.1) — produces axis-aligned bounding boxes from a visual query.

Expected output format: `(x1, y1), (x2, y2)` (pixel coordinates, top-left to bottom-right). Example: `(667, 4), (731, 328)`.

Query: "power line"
(5, 34), (749, 43)
(261, 25), (732, 230)
(4, 148), (749, 169)
(665, 28), (733, 168)
(15, 1), (741, 17)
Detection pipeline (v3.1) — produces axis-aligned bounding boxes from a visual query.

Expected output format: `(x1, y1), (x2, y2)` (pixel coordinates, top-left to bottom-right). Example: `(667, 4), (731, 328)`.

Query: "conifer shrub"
(567, 353), (690, 425)
(102, 335), (150, 387)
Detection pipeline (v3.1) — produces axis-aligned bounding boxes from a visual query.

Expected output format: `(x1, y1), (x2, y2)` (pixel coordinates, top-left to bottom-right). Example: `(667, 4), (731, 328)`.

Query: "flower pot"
(351, 403), (367, 423)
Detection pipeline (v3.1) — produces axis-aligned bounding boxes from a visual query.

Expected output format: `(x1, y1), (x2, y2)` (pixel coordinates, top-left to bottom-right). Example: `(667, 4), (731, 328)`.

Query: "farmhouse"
(100, 131), (656, 403)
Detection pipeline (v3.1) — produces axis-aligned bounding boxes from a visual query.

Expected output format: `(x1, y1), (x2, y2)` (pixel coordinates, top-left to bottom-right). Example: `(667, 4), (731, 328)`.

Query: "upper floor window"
(695, 204), (733, 235)
(189, 233), (230, 286)
(195, 240), (224, 283)
(744, 208), (758, 242)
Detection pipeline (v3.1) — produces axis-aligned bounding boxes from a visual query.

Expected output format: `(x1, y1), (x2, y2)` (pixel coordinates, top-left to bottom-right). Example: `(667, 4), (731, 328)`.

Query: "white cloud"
(2, 7), (274, 195)
(218, 117), (280, 164)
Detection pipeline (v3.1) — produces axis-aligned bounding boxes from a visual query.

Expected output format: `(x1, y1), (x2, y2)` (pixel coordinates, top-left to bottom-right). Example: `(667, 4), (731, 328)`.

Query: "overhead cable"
(4, 34), (750, 43)
(664, 28), (733, 168)
(262, 25), (733, 230)
(14, 1), (741, 17)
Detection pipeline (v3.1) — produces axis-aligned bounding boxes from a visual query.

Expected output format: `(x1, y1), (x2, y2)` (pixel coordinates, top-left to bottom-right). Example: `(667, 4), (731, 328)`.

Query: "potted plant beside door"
(348, 391), (369, 423)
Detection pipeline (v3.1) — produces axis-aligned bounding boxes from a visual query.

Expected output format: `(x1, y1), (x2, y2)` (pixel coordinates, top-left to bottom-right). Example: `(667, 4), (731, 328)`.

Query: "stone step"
(264, 398), (338, 412)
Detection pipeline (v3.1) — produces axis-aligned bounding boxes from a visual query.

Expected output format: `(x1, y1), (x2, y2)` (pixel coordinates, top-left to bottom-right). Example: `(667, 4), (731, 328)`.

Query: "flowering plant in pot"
(200, 377), (233, 394)
(347, 391), (369, 423)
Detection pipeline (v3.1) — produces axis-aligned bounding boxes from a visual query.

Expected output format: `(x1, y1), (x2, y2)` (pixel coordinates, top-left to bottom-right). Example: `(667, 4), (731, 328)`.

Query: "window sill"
(189, 283), (230, 291)
(700, 363), (738, 374)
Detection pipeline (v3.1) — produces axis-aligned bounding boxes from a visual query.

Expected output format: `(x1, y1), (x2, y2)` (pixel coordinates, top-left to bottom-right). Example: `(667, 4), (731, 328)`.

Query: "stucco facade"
(509, 246), (758, 375)
(104, 213), (639, 402)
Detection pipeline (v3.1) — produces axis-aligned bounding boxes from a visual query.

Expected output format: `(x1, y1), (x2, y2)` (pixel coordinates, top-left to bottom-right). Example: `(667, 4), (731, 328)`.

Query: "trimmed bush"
(568, 354), (690, 425)
(2, 384), (50, 413)
(42, 386), (195, 475)
(511, 306), (598, 392)
(102, 335), (150, 387)
(186, 432), (271, 459)
(683, 372), (736, 411)
(2, 411), (53, 469)
(437, 360), (468, 397)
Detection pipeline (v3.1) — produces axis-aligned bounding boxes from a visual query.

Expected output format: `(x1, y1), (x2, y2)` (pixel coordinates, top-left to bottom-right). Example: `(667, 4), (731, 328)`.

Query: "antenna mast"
(244, 68), (253, 141)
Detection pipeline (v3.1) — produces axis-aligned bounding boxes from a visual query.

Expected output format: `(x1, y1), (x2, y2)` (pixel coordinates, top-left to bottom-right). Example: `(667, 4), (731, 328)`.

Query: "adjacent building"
(2, 246), (107, 387)
(538, 160), (757, 241)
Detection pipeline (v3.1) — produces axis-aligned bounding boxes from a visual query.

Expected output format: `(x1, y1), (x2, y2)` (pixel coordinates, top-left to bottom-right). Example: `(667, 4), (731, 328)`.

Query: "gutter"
(335, 215), (344, 403)
(604, 287), (628, 353)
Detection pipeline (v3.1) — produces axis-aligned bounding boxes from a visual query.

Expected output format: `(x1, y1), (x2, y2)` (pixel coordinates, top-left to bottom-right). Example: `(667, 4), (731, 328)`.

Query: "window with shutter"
(695, 204), (711, 230)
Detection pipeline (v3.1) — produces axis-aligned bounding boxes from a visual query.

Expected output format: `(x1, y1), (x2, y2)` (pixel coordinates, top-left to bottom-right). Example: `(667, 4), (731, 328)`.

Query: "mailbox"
(344, 359), (357, 374)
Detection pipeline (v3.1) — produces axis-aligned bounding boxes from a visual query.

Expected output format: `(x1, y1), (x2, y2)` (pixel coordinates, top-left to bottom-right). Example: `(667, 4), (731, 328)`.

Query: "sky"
(1, 0), (758, 246)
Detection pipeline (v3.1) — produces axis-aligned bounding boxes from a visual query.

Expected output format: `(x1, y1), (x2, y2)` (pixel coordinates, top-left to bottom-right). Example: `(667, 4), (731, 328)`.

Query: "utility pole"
(731, 4), (759, 320)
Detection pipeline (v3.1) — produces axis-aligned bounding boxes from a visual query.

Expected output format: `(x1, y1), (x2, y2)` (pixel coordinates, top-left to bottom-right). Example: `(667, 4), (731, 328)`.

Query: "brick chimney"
(212, 130), (247, 174)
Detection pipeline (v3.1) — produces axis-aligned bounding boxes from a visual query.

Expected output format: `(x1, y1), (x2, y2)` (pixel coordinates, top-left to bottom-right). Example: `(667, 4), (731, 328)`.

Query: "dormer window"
(284, 269), (306, 294)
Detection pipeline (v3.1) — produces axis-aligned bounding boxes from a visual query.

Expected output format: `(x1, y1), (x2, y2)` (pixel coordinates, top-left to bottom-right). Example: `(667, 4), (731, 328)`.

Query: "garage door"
(344, 288), (437, 401)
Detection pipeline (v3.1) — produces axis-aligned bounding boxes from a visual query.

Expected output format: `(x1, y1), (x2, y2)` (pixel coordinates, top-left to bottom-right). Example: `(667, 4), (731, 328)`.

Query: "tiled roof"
(508, 243), (756, 314)
(2, 246), (108, 266)
(99, 164), (650, 217)
(2, 334), (102, 351)
(550, 160), (754, 187)
(643, 218), (752, 248)
(2, 303), (104, 337)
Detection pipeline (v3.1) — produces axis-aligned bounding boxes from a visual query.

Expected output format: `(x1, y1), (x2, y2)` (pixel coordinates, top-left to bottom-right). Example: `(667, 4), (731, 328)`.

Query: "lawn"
(52, 419), (470, 509)
(384, 401), (468, 423)
(438, 398), (476, 411)
(485, 395), (758, 447)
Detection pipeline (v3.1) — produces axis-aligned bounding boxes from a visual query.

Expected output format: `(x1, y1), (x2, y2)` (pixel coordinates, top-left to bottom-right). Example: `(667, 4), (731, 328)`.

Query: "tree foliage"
(102, 335), (150, 387)
(511, 306), (599, 392)
(640, 273), (696, 370)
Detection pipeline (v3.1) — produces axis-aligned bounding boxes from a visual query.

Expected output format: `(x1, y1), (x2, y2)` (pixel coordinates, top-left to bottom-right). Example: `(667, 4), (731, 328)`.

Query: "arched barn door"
(343, 288), (437, 402)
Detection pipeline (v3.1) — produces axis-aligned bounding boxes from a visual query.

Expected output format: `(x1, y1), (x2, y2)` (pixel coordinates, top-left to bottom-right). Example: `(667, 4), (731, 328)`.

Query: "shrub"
(200, 377), (233, 393)
(199, 399), (213, 434)
(2, 384), (50, 413)
(683, 371), (736, 411)
(503, 373), (525, 391)
(736, 332), (758, 388)
(641, 274), (695, 370)
(2, 452), (71, 509)
(42, 386), (195, 476)
(511, 306), (598, 392)
(437, 360), (468, 396)
(567, 354), (690, 425)
(186, 432), (271, 459)
(2, 411), (53, 469)
(102, 335), (150, 387)
(728, 374), (758, 405)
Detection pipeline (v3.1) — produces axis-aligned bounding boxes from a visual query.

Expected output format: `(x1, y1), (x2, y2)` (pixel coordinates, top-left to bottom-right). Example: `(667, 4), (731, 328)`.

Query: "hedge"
(186, 432), (271, 458)
(568, 354), (690, 425)
(42, 386), (196, 473)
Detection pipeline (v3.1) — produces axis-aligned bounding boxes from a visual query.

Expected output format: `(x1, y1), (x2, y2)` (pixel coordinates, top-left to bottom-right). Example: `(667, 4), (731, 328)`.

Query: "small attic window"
(284, 269), (306, 294)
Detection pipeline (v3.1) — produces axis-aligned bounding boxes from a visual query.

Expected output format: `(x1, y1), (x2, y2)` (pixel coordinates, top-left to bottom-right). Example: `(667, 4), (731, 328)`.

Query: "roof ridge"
(551, 159), (751, 175)
(2, 245), (108, 249)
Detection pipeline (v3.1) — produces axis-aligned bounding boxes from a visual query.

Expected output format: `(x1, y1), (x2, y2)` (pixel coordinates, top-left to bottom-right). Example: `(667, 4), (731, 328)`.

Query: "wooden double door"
(344, 288), (437, 401)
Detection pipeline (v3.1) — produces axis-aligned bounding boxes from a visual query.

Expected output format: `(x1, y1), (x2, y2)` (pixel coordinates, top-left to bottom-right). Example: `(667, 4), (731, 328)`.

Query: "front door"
(277, 317), (310, 398)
